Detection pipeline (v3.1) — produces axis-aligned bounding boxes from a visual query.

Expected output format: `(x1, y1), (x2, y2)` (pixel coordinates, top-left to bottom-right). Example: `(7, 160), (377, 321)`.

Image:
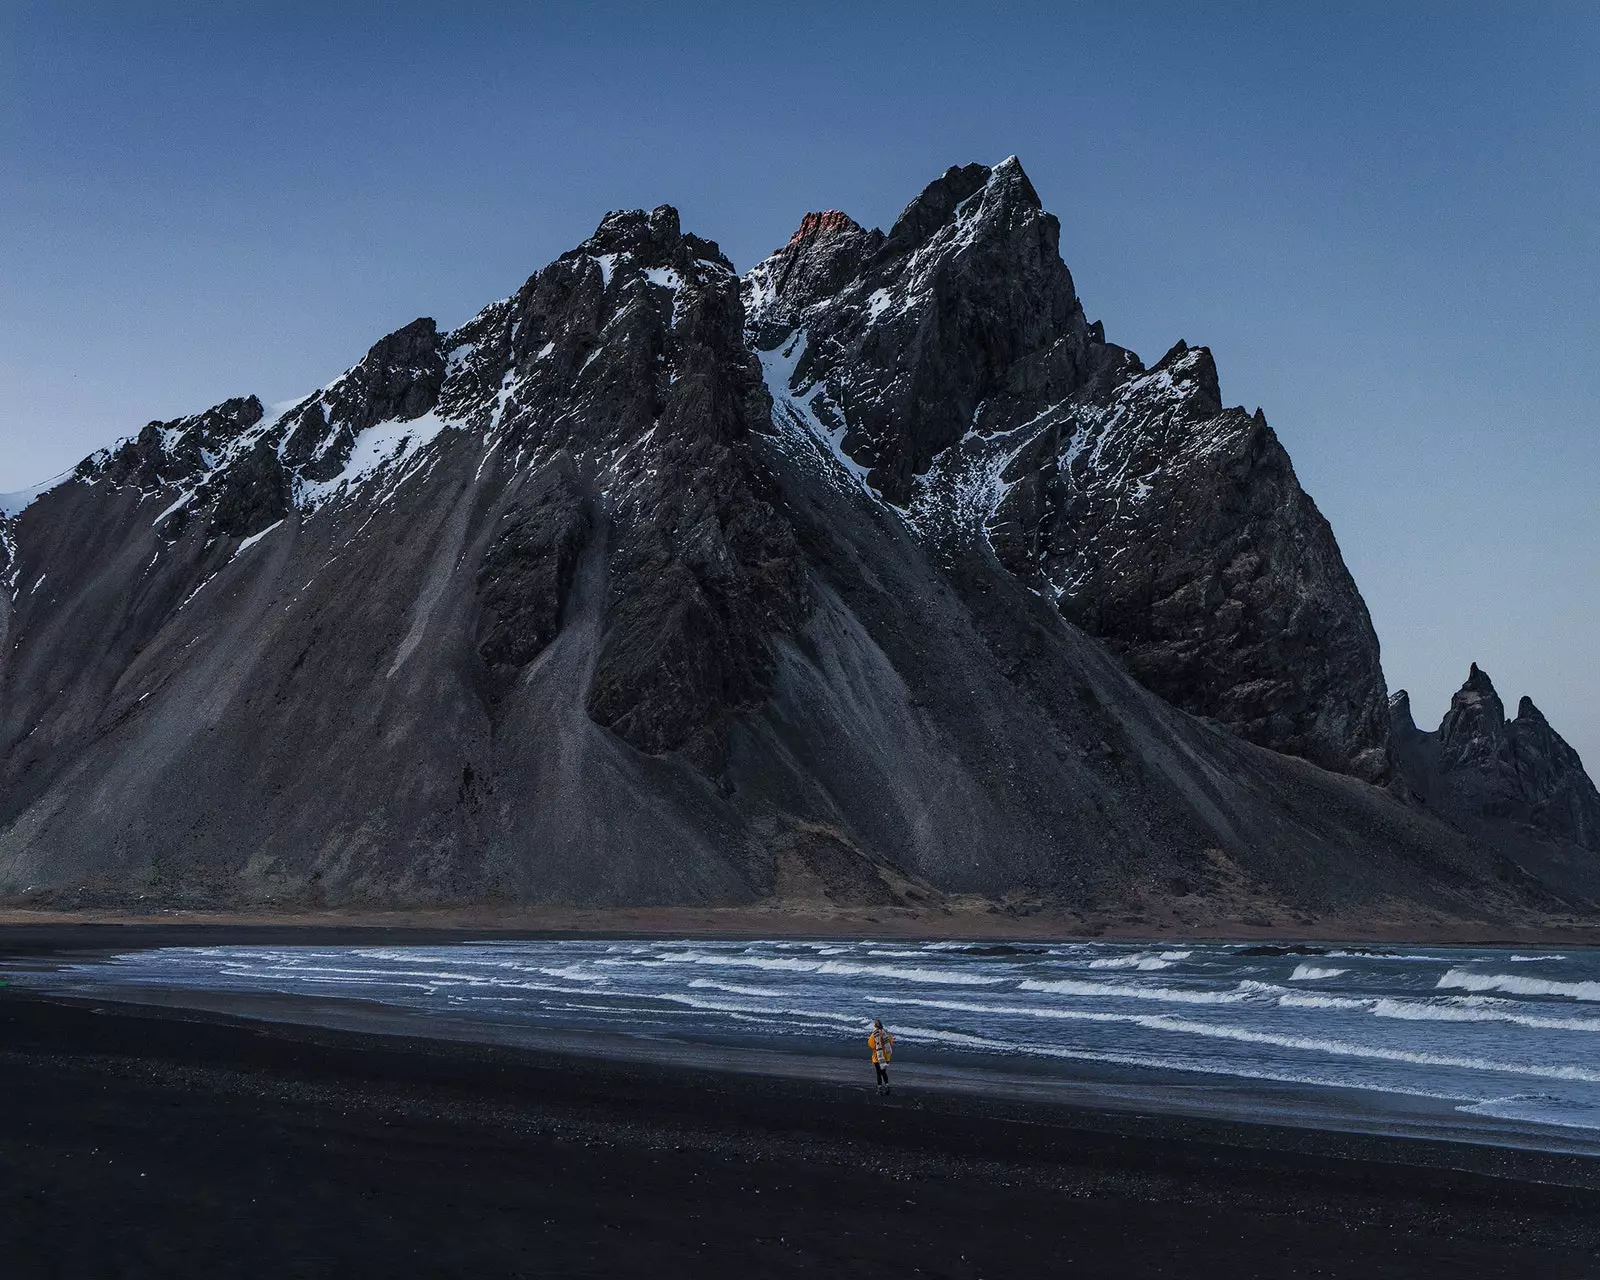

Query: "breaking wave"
(1288, 964), (1348, 981)
(1436, 969), (1600, 1002)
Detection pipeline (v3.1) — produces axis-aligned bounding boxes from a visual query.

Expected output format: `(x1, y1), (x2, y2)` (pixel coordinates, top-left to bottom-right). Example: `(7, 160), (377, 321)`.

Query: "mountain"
(0, 158), (1592, 926)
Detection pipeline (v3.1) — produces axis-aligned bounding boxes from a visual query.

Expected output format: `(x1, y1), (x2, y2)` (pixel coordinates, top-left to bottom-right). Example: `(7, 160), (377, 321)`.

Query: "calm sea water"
(29, 938), (1600, 1147)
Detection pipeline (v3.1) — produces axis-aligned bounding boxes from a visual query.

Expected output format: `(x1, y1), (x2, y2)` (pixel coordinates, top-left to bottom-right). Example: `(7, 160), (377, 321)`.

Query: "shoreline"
(2, 986), (1599, 1277)
(12, 928), (1600, 1164)
(19, 978), (1600, 1164)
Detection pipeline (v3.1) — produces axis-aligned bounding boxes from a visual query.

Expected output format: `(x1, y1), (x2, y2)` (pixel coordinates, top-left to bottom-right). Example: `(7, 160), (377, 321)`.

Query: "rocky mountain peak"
(880, 156), (1042, 261)
(585, 204), (684, 260)
(1389, 689), (1416, 731)
(744, 210), (884, 344)
(786, 210), (863, 246)
(882, 162), (991, 253)
(1148, 340), (1224, 417)
(1440, 663), (1508, 764)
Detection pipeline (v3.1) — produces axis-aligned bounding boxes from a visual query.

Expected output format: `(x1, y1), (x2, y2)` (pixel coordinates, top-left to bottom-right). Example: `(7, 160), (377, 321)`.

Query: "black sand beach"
(5, 928), (1600, 1278)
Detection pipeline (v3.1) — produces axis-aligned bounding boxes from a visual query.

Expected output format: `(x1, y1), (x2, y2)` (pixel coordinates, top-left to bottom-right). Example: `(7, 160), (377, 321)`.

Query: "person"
(868, 1018), (895, 1094)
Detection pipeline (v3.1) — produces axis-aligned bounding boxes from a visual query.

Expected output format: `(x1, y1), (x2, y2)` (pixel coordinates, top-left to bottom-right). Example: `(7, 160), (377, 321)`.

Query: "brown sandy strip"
(4, 907), (1600, 946)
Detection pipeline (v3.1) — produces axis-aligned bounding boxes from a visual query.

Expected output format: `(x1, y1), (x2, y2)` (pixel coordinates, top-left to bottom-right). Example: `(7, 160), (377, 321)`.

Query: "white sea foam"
(1018, 978), (1250, 1005)
(1328, 952), (1448, 963)
(1437, 969), (1600, 1003)
(1086, 951), (1183, 971)
(1371, 996), (1600, 1033)
(645, 950), (1006, 986)
(1288, 964), (1349, 981)
(1276, 992), (1370, 1011)
(652, 991), (862, 1027)
(686, 979), (791, 999)
(1136, 1015), (1600, 1084)
(1457, 1094), (1600, 1130)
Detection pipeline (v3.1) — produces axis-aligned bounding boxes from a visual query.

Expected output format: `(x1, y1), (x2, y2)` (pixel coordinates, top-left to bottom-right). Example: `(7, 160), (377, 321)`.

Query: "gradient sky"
(2, 2), (1595, 767)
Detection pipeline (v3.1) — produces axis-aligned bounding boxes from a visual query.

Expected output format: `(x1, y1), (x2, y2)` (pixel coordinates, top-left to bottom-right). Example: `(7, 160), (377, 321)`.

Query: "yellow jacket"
(868, 1027), (894, 1064)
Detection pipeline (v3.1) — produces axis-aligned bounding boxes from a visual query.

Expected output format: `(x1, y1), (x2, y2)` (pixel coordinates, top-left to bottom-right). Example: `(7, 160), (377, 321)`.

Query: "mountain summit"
(0, 159), (1593, 924)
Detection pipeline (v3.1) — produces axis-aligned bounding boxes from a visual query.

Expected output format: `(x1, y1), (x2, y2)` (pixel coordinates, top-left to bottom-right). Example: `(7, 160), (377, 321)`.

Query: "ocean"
(26, 937), (1600, 1152)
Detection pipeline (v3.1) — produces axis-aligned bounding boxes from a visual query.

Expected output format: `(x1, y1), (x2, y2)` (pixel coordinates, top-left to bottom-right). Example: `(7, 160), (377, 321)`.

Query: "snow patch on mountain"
(0, 476), (71, 519)
(758, 331), (878, 498)
(296, 412), (454, 511)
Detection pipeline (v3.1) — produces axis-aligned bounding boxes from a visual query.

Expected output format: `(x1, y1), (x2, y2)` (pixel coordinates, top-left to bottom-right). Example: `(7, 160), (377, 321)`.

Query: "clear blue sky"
(2, 2), (1595, 767)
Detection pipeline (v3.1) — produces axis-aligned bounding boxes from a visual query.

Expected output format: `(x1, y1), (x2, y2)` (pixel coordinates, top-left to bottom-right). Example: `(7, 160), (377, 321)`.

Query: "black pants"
(874, 1062), (889, 1087)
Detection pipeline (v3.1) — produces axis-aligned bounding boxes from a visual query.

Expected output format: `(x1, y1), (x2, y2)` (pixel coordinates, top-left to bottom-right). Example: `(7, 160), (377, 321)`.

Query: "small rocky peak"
(358, 317), (441, 376)
(1502, 693), (1600, 849)
(1439, 662), (1508, 762)
(162, 395), (265, 475)
(986, 154), (1043, 210)
(583, 204), (684, 267)
(86, 393), (268, 489)
(194, 396), (265, 438)
(881, 156), (1045, 261)
(335, 317), (446, 428)
(681, 231), (731, 270)
(1389, 689), (1417, 733)
(648, 203), (680, 240)
(744, 208), (884, 338)
(1151, 340), (1224, 417)
(1152, 339), (1190, 371)
(283, 316), (445, 472)
(785, 209), (865, 247)
(883, 161), (993, 255)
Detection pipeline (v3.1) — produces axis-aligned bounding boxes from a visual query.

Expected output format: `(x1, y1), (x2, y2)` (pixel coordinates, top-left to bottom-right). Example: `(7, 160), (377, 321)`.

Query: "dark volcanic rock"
(1393, 667), (1600, 855)
(203, 438), (291, 538)
(744, 209), (884, 346)
(475, 455), (591, 680)
(85, 396), (265, 492)
(746, 157), (1097, 507)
